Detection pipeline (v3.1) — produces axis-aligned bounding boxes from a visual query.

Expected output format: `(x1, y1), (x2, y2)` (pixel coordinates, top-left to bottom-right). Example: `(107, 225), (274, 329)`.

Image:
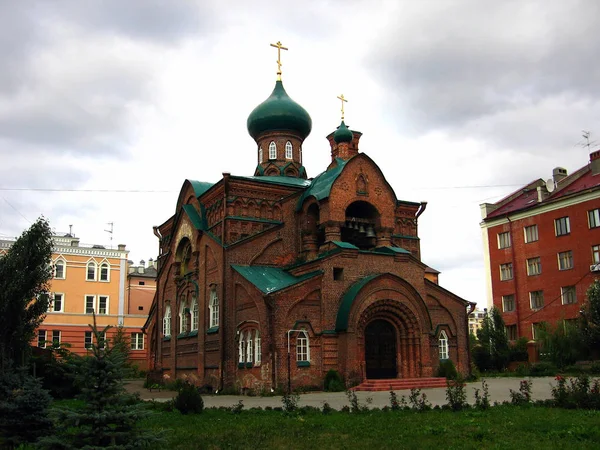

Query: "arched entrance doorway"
(365, 319), (397, 379)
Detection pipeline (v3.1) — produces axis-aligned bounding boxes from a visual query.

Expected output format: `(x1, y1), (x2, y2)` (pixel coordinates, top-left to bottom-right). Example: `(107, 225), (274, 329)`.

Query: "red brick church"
(145, 46), (473, 391)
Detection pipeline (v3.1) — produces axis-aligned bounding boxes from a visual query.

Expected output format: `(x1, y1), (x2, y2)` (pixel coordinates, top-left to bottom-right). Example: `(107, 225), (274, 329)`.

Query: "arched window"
(285, 141), (293, 159)
(246, 330), (254, 363)
(163, 304), (171, 337)
(209, 286), (219, 328)
(191, 296), (199, 331)
(54, 260), (65, 279)
(296, 330), (310, 362)
(100, 262), (109, 281)
(255, 330), (261, 363)
(258, 147), (263, 163)
(179, 300), (189, 334)
(238, 328), (261, 365)
(86, 261), (97, 281)
(439, 330), (449, 360)
(239, 331), (245, 363)
(268, 141), (276, 160)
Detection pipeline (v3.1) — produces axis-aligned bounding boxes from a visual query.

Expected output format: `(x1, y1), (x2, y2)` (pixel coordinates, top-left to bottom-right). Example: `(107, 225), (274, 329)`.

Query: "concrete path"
(125, 377), (562, 410)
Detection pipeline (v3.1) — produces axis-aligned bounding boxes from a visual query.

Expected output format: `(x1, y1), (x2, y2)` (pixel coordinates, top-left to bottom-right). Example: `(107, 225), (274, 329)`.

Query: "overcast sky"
(1, 0), (599, 307)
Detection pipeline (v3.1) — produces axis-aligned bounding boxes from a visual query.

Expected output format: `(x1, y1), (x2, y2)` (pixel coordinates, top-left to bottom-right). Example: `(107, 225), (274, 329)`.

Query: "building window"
(589, 209), (600, 228)
(246, 331), (254, 363)
(258, 147), (263, 163)
(37, 330), (46, 348)
(86, 261), (97, 281)
(532, 323), (544, 340)
(84, 331), (93, 349)
(209, 287), (219, 328)
(98, 331), (106, 349)
(558, 250), (573, 270)
(439, 330), (449, 360)
(98, 296), (108, 314)
(497, 231), (511, 249)
(52, 330), (61, 346)
(524, 225), (538, 243)
(131, 333), (144, 350)
(237, 329), (261, 365)
(333, 267), (344, 281)
(500, 263), (513, 281)
(191, 297), (199, 331)
(238, 331), (245, 363)
(179, 300), (189, 334)
(561, 286), (577, 305)
(255, 330), (261, 364)
(49, 293), (63, 312)
(99, 263), (109, 281)
(85, 295), (95, 314)
(502, 294), (515, 312)
(268, 141), (276, 160)
(163, 304), (171, 337)
(505, 325), (517, 341)
(296, 330), (310, 362)
(593, 245), (600, 264)
(526, 257), (542, 276)
(54, 260), (65, 279)
(530, 290), (544, 310)
(555, 216), (570, 236)
(285, 141), (293, 159)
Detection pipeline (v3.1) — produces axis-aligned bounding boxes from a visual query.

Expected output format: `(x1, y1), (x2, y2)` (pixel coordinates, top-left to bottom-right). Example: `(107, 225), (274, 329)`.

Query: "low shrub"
(173, 382), (204, 415)
(437, 359), (458, 380)
(474, 379), (491, 410)
(551, 375), (600, 410)
(281, 391), (300, 412)
(445, 376), (467, 411)
(509, 380), (533, 406)
(408, 388), (431, 412)
(529, 361), (557, 377)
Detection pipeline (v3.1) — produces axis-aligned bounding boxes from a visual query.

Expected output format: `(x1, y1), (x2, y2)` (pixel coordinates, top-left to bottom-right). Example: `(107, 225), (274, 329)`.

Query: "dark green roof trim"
(332, 241), (359, 250)
(322, 330), (337, 335)
(392, 234), (420, 241)
(233, 175), (311, 188)
(207, 327), (219, 334)
(296, 158), (349, 211)
(182, 204), (205, 231)
(370, 246), (411, 255)
(254, 164), (265, 176)
(189, 180), (214, 198)
(297, 361), (310, 367)
(335, 274), (379, 332)
(226, 216), (283, 225)
(232, 265), (323, 295)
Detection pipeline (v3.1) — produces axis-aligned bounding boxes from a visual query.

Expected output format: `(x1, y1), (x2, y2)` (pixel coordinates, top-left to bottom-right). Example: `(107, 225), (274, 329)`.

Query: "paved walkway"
(125, 377), (561, 410)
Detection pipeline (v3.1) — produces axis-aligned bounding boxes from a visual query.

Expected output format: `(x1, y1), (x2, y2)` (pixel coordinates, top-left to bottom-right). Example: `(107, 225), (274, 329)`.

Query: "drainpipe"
(220, 174), (230, 391)
(466, 301), (476, 376)
(506, 216), (521, 337)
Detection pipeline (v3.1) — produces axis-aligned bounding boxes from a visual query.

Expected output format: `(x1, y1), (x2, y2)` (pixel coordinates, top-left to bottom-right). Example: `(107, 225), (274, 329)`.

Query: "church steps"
(352, 377), (448, 391)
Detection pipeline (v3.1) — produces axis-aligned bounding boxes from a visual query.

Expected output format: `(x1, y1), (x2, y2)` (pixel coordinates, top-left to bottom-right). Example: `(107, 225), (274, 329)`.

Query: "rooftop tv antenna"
(104, 222), (113, 248)
(579, 130), (598, 152)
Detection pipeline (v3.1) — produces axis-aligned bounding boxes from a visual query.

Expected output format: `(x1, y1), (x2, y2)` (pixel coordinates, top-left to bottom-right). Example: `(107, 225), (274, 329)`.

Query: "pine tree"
(580, 279), (600, 356)
(40, 315), (162, 449)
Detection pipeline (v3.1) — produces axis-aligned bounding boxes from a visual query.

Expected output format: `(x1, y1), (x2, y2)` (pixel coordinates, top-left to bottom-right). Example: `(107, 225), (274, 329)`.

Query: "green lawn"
(141, 406), (600, 449)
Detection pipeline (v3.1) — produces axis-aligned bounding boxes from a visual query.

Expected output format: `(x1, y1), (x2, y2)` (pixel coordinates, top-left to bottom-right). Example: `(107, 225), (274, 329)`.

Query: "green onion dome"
(333, 120), (353, 144)
(247, 80), (312, 141)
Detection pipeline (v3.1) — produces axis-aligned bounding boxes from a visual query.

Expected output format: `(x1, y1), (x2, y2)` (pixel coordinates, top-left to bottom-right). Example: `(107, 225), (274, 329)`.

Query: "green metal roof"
(182, 204), (205, 230)
(296, 158), (349, 210)
(234, 175), (311, 188)
(371, 246), (411, 255)
(333, 120), (353, 143)
(232, 265), (322, 295)
(188, 180), (214, 198)
(335, 274), (379, 332)
(331, 241), (359, 250)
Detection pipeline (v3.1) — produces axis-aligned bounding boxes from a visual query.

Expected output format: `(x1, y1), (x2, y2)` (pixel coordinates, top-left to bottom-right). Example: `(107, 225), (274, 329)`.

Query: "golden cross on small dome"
(337, 94), (348, 120)
(270, 41), (288, 81)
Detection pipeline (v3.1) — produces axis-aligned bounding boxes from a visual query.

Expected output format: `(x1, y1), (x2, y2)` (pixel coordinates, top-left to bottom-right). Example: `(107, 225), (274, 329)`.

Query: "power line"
(1, 196), (31, 224)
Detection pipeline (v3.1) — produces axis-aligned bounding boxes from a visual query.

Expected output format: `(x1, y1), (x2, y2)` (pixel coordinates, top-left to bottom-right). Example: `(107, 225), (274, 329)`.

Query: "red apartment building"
(480, 150), (600, 341)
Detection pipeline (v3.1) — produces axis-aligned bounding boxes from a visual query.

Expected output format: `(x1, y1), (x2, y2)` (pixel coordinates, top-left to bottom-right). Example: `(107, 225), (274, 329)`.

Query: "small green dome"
(333, 120), (353, 143)
(247, 81), (312, 141)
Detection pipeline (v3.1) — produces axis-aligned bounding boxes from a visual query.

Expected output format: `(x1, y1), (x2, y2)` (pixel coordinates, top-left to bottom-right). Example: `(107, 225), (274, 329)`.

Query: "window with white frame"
(84, 331), (93, 349)
(86, 261), (97, 281)
(296, 330), (310, 362)
(52, 330), (61, 346)
(285, 141), (293, 159)
(98, 296), (108, 314)
(255, 330), (261, 363)
(500, 263), (513, 281)
(49, 293), (64, 312)
(99, 262), (109, 281)
(497, 231), (511, 249)
(439, 330), (449, 360)
(85, 295), (95, 314)
(588, 208), (600, 229)
(238, 329), (261, 365)
(54, 260), (65, 279)
(502, 294), (515, 312)
(179, 300), (189, 334)
(530, 290), (544, 310)
(258, 147), (263, 163)
(526, 257), (542, 276)
(238, 331), (245, 363)
(209, 287), (219, 328)
(191, 297), (199, 331)
(524, 225), (538, 243)
(593, 245), (600, 264)
(37, 329), (47, 348)
(532, 323), (544, 340)
(561, 286), (576, 305)
(268, 141), (276, 159)
(505, 324), (517, 341)
(163, 304), (172, 337)
(555, 216), (570, 236)
(558, 250), (573, 270)
(246, 331), (254, 363)
(131, 333), (144, 350)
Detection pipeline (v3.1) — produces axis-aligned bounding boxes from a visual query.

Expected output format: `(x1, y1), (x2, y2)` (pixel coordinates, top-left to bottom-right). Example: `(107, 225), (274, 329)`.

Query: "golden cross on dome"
(337, 94), (348, 120)
(270, 41), (288, 81)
